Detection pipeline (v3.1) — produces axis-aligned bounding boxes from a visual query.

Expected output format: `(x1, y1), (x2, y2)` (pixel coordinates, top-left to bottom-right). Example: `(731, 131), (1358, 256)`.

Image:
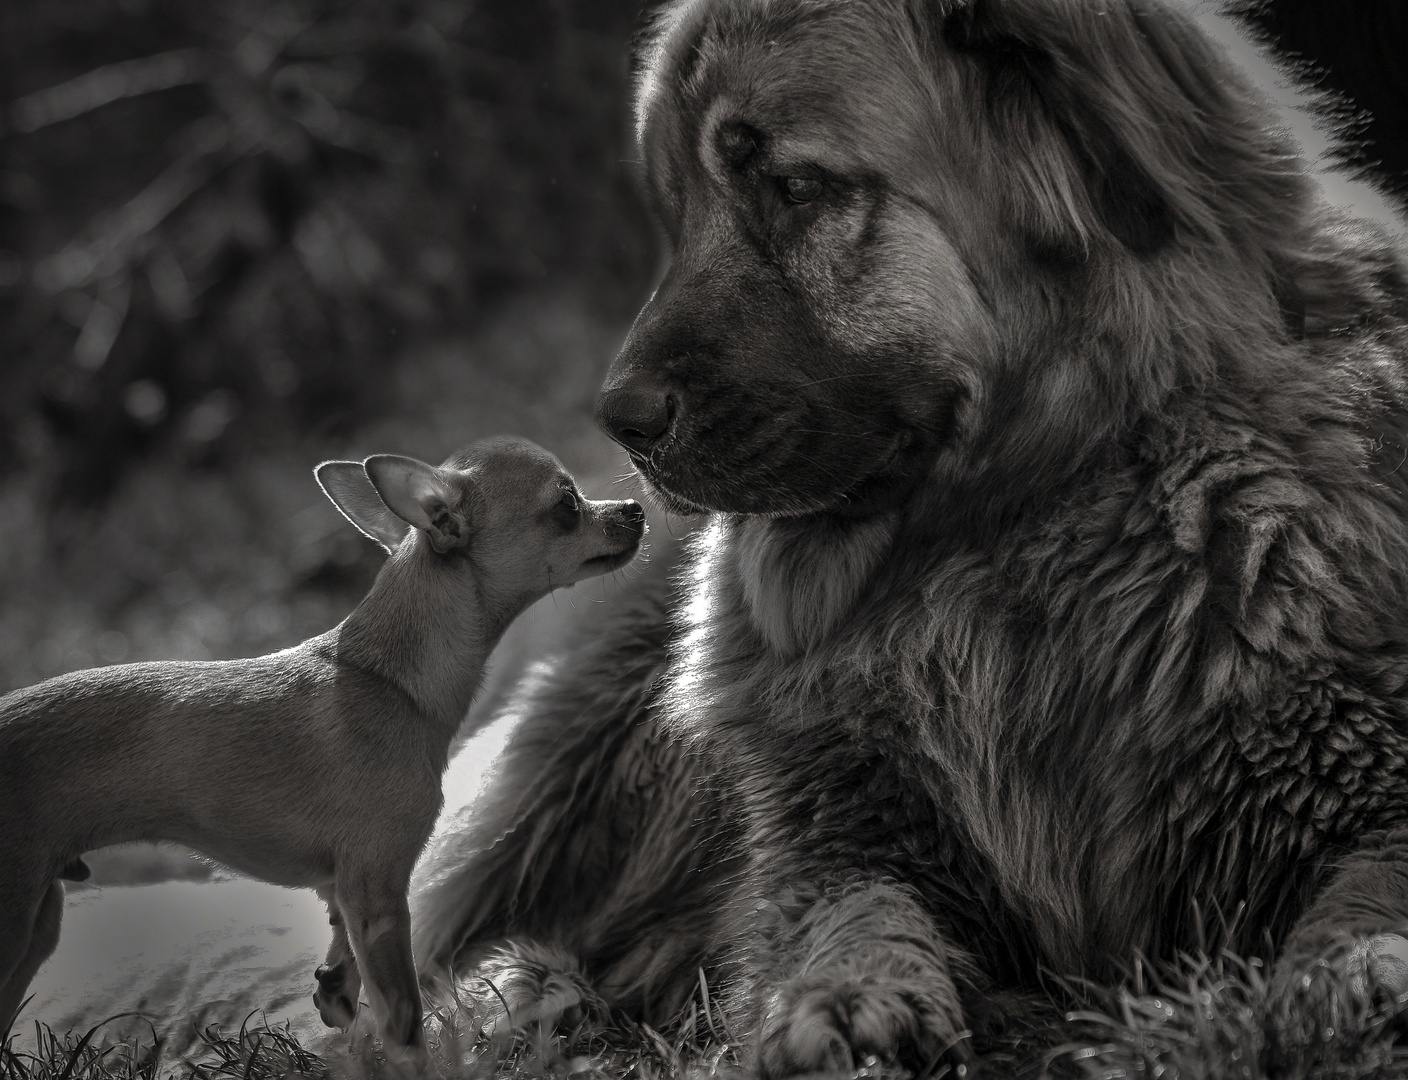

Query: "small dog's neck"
(696, 512), (898, 658)
(336, 536), (511, 726)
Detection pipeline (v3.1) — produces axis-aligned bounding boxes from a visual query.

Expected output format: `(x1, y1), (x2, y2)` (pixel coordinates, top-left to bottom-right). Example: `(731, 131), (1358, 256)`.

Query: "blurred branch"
(33, 120), (235, 294)
(6, 49), (210, 135)
(0, 0), (655, 504)
(73, 274), (132, 372)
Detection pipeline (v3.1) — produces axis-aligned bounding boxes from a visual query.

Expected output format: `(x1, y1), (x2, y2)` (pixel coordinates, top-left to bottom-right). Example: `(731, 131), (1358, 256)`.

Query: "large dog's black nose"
(596, 383), (674, 455)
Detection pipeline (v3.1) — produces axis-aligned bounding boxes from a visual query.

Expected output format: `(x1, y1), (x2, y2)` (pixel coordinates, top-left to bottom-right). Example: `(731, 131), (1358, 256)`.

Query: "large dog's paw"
(467, 941), (606, 1034)
(757, 973), (968, 1079)
(1266, 932), (1408, 1072)
(313, 961), (361, 1030)
(1272, 932), (1408, 1018)
(1344, 933), (1408, 1000)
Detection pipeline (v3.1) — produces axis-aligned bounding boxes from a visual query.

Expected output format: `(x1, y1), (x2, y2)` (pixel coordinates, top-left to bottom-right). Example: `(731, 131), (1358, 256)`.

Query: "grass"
(5, 948), (1406, 1080)
(0, 1010), (333, 1080)
(1, 984), (740, 1080)
(1052, 950), (1408, 1080)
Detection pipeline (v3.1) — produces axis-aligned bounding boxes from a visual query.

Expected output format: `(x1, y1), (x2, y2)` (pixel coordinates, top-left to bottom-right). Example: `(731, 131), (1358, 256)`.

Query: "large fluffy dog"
(414, 0), (1408, 1073)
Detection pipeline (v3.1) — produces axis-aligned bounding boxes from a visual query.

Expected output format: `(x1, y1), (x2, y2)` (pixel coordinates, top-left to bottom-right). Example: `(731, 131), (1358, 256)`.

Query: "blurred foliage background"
(0, 0), (658, 692)
(2, 0), (1406, 696)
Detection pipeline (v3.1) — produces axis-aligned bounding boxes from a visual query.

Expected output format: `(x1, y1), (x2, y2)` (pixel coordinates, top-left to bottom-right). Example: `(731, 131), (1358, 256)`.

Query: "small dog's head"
(316, 436), (646, 600)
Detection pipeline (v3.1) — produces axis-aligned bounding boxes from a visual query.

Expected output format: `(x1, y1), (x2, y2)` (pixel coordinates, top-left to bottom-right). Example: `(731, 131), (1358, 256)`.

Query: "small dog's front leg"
(313, 886), (362, 1030)
(337, 876), (429, 1072)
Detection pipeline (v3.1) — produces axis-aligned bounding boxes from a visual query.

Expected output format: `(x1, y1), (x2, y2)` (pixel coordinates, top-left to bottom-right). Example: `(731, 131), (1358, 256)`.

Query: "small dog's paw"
(1345, 933), (1408, 1000)
(313, 962), (360, 1030)
(757, 974), (967, 1079)
(381, 1038), (438, 1080)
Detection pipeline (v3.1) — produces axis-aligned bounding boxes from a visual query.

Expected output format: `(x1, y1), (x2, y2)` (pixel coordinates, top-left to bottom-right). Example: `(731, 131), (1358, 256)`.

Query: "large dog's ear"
(629, 0), (694, 138)
(939, 0), (1304, 257)
(629, 0), (681, 84)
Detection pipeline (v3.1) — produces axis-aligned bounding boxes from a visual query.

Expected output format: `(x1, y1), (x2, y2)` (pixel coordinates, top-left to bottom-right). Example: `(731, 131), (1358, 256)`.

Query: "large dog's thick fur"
(414, 0), (1408, 1073)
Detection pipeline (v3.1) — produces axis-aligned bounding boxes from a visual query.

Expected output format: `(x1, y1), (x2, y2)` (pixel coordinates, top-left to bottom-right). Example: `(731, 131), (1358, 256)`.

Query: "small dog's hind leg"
(313, 885), (362, 1030)
(0, 879), (63, 1036)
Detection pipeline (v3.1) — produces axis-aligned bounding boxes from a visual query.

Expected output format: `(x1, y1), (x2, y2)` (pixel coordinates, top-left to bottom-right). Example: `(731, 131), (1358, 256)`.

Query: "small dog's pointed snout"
(603, 499), (647, 543)
(596, 383), (674, 455)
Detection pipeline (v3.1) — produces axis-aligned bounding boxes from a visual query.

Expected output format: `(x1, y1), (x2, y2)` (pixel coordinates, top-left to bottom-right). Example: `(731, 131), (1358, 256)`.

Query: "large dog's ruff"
(415, 0), (1408, 1073)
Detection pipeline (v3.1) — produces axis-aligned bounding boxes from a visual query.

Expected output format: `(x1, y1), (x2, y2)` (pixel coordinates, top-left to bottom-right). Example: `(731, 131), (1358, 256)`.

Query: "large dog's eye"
(782, 176), (823, 204)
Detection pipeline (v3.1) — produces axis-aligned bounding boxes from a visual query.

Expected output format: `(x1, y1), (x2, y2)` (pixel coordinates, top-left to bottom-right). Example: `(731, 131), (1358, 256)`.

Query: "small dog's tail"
(59, 857), (90, 881)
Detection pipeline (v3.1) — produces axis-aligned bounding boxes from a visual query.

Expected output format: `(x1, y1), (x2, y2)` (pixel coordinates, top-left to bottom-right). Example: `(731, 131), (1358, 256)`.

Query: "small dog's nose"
(596, 384), (674, 455)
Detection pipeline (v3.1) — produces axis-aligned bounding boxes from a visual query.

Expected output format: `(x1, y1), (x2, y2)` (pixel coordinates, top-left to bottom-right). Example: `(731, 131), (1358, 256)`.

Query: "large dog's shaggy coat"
(414, 0), (1408, 1073)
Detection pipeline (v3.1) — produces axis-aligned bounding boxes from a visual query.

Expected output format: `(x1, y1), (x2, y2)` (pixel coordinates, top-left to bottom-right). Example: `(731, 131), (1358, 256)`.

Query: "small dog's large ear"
(364, 454), (473, 553)
(316, 460), (410, 552)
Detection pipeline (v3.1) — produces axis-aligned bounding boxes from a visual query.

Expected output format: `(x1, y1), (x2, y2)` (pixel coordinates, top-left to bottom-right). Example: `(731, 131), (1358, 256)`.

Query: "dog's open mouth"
(580, 550), (633, 572)
(580, 537), (644, 573)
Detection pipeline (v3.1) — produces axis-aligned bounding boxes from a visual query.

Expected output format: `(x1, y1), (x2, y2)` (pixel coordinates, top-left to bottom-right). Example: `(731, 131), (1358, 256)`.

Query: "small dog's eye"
(782, 176), (823, 204)
(551, 488), (581, 531)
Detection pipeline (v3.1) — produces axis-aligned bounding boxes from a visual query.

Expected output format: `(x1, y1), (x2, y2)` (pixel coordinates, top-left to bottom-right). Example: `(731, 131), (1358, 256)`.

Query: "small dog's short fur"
(415, 0), (1408, 1074)
(0, 436), (644, 1061)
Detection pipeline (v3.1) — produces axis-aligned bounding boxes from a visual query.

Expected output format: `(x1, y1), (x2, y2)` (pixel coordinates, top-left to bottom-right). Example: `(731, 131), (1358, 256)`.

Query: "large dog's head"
(596, 0), (1309, 519)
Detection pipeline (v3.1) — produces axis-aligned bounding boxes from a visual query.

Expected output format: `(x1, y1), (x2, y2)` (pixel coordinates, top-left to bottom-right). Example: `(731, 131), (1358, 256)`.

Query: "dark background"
(0, 0), (1405, 694)
(0, 0), (661, 692)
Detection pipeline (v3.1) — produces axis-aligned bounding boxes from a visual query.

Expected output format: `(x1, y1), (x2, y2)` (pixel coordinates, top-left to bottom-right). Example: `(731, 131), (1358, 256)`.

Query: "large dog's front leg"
(750, 879), (969, 1079)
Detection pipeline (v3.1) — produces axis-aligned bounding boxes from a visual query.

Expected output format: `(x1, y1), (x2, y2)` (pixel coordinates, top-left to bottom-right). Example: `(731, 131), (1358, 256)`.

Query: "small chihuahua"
(0, 436), (645, 1065)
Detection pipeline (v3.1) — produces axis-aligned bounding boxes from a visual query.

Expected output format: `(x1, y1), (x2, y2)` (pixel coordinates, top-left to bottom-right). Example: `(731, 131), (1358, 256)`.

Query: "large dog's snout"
(596, 381), (674, 455)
